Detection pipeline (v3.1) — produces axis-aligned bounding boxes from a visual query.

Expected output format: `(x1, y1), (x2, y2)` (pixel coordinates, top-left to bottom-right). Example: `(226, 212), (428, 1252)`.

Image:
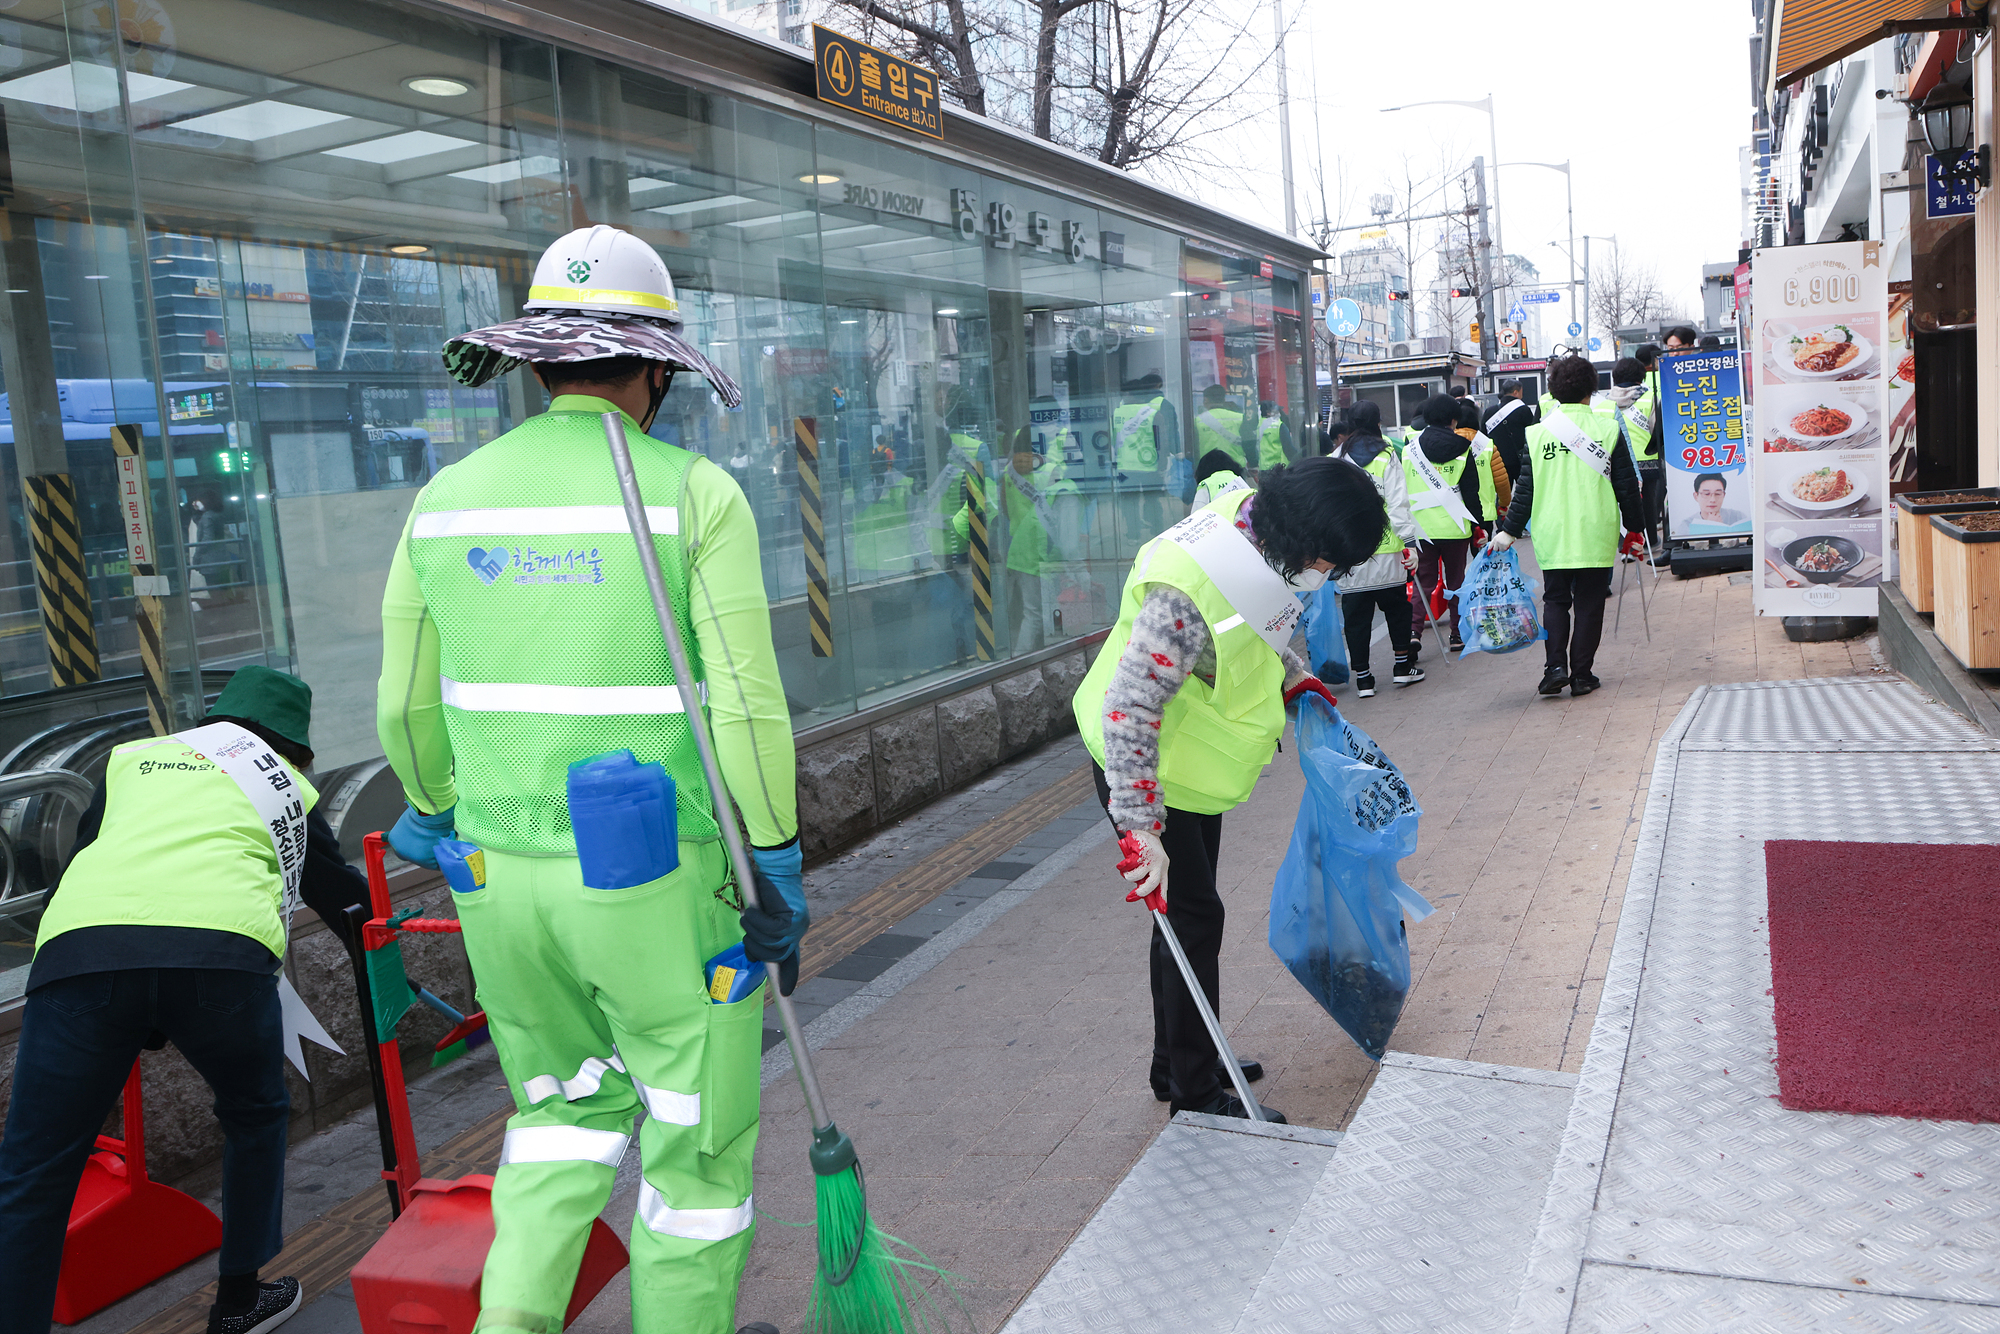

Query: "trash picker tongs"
(1116, 836), (1264, 1121)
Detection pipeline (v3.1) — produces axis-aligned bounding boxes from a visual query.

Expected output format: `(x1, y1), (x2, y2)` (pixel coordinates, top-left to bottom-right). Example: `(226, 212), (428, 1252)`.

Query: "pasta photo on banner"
(1750, 240), (1892, 617)
(1659, 348), (1749, 540)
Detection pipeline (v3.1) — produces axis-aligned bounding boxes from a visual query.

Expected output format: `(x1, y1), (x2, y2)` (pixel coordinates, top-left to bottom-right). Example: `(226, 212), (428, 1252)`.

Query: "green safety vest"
(1522, 403), (1624, 569)
(1626, 386), (1659, 460)
(1191, 469), (1250, 510)
(37, 738), (320, 960)
(1402, 442), (1496, 540)
(996, 458), (1077, 574)
(1194, 407), (1249, 469)
(403, 405), (714, 854)
(927, 432), (984, 561)
(1113, 399), (1166, 472)
(1073, 487), (1285, 815)
(1257, 415), (1286, 471)
(1361, 452), (1405, 555)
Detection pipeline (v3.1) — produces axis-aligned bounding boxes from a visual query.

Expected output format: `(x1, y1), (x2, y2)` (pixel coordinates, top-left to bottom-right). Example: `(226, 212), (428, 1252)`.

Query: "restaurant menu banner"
(1750, 240), (1891, 616)
(1658, 348), (1750, 540)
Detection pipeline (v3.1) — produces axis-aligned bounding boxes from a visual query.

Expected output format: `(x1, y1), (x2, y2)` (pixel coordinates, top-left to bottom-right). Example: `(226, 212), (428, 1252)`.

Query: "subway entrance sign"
(813, 25), (944, 141)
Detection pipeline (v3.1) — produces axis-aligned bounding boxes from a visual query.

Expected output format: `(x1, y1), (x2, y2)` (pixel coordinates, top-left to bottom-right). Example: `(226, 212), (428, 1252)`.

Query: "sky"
(1157, 0), (1758, 343)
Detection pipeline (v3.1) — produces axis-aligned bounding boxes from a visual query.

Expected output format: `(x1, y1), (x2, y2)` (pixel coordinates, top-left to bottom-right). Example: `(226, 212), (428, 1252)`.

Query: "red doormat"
(1766, 840), (2000, 1123)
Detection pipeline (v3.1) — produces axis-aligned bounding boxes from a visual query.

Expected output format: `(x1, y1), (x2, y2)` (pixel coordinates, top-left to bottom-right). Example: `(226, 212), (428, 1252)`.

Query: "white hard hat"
(524, 225), (681, 324)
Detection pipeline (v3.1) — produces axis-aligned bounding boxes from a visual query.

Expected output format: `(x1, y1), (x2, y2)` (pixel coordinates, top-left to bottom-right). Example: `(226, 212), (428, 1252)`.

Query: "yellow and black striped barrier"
(966, 464), (993, 660)
(25, 471), (98, 687)
(111, 424), (169, 733)
(794, 417), (833, 658)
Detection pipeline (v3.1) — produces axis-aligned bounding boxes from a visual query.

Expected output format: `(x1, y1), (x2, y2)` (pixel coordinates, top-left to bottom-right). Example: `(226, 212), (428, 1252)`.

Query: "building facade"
(0, 0), (1318, 1012)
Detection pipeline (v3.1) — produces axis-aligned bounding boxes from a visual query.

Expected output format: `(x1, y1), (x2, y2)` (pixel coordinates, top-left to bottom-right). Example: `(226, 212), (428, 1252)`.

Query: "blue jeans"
(0, 969), (290, 1334)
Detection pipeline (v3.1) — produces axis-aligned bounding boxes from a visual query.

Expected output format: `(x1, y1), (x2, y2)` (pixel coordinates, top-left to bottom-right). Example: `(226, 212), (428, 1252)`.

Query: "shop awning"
(1769, 0), (1977, 89)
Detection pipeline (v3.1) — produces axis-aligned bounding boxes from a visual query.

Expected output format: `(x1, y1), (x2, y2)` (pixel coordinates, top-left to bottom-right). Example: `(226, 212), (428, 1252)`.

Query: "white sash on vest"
(1161, 508), (1301, 651)
(1005, 466), (1060, 549)
(1193, 475), (1251, 509)
(1405, 445), (1476, 527)
(1543, 409), (1613, 479)
(923, 442), (982, 540)
(174, 722), (343, 1078)
(1487, 398), (1527, 430)
(1197, 410), (1242, 448)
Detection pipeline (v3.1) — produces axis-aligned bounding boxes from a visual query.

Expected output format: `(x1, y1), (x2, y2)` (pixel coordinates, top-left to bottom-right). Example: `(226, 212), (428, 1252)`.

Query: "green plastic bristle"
(431, 1040), (467, 1069)
(806, 1127), (963, 1333)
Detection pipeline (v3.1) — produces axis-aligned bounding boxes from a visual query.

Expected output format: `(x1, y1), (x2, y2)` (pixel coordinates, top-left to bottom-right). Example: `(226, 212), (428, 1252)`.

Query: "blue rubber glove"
(388, 803), (456, 869)
(741, 840), (808, 995)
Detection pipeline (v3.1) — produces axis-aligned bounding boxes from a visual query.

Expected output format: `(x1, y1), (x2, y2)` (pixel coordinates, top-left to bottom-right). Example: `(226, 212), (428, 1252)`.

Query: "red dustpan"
(52, 1061), (222, 1323)
(347, 833), (627, 1334)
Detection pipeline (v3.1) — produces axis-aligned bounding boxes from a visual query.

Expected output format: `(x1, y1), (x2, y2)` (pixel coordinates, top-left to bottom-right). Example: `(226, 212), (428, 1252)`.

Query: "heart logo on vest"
(467, 546), (511, 585)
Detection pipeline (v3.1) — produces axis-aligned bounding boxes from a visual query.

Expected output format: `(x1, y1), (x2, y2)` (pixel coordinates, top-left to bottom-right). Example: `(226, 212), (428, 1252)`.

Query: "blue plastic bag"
(1301, 586), (1349, 685)
(1448, 545), (1546, 657)
(1269, 695), (1434, 1060)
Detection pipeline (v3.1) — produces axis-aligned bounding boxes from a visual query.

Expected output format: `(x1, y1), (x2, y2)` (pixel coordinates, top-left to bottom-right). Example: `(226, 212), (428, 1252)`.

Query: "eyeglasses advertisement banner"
(1748, 240), (1891, 616)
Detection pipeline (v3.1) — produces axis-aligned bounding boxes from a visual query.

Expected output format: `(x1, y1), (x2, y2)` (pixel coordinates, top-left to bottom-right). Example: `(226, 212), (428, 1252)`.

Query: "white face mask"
(1286, 567), (1329, 594)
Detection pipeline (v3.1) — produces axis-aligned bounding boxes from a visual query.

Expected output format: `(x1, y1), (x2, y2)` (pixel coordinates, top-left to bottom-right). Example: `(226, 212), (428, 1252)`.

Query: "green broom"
(602, 413), (954, 1333)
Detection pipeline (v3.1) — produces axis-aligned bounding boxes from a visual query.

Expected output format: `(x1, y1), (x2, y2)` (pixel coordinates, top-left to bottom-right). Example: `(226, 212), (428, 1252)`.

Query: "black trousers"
(1416, 538), (1470, 639)
(1639, 466), (1667, 543)
(1092, 764), (1227, 1109)
(1341, 585), (1413, 676)
(0, 969), (289, 1334)
(1543, 566), (1615, 679)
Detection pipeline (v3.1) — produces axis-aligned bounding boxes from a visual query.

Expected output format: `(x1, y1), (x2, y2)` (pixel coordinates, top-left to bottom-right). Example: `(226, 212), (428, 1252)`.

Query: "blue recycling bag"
(1448, 545), (1546, 657)
(1269, 694), (1433, 1060)
(1301, 586), (1349, 685)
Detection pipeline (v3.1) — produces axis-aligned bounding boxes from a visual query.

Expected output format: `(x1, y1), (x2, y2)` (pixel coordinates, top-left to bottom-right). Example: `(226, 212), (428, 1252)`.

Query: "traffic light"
(1449, 286), (1473, 298)
(1388, 290), (1410, 302)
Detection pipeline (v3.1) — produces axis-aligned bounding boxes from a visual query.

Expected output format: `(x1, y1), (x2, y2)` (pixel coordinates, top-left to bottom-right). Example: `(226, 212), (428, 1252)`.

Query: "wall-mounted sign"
(1923, 153), (1976, 219)
(165, 384), (231, 423)
(813, 25), (944, 142)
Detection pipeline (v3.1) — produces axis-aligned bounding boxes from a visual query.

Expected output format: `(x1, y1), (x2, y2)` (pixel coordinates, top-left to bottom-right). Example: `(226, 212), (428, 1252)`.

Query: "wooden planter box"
(1930, 511), (2000, 669)
(1888, 490), (2000, 616)
(1896, 488), (2000, 614)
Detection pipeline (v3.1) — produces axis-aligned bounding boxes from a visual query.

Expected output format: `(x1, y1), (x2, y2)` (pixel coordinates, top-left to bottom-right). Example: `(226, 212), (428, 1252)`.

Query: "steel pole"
(1472, 155), (1498, 367)
(1275, 0), (1296, 236)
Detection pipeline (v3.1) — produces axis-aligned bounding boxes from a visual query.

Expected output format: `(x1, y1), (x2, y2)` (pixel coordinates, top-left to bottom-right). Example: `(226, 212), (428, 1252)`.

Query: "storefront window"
(0, 0), (1312, 1003)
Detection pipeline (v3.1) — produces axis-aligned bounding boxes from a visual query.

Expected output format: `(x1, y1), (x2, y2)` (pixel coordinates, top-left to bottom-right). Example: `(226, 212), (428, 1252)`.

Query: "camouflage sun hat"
(441, 311), (743, 408)
(441, 226), (743, 407)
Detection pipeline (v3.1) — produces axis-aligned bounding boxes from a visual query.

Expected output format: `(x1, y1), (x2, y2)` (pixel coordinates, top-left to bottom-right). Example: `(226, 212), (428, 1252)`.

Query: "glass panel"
(1096, 216), (1188, 560)
(553, 53), (834, 720)
(109, 0), (567, 769)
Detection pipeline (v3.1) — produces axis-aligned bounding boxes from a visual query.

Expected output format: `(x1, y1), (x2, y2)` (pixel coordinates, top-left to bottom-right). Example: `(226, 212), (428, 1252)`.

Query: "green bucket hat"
(211, 665), (313, 750)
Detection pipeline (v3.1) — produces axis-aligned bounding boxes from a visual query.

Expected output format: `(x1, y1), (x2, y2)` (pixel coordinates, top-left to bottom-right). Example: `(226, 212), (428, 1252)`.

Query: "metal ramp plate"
(1002, 1116), (1343, 1334)
(1511, 678), (2000, 1333)
(1234, 1053), (1575, 1334)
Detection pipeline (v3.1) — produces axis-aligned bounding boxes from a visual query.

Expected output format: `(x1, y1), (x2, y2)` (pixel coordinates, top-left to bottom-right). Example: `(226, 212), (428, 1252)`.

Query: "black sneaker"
(1538, 669), (1570, 697)
(207, 1279), (301, 1334)
(1392, 660), (1425, 686)
(1154, 1057), (1263, 1101)
(1448, 634), (1464, 652)
(1353, 672), (1377, 698)
(1175, 1090), (1288, 1124)
(1569, 674), (1602, 697)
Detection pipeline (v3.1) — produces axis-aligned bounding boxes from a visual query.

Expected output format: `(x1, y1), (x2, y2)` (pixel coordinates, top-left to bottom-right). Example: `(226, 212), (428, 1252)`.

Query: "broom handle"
(1149, 906), (1263, 1120)
(603, 413), (834, 1132)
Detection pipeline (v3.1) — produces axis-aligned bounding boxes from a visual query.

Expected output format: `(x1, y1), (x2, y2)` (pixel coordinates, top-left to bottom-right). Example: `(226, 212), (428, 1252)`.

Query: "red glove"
(1284, 677), (1337, 710)
(1619, 532), (1646, 558)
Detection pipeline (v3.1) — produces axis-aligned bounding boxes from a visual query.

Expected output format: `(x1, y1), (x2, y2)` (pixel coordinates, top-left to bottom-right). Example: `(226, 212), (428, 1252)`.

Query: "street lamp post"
(1380, 95), (1505, 370)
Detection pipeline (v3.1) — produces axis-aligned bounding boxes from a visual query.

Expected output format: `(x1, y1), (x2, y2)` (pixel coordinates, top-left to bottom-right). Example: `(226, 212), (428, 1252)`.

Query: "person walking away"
(1113, 373), (1180, 544)
(968, 428), (1080, 651)
(1321, 414), (1354, 458)
(1255, 400), (1294, 472)
(1601, 356), (1663, 564)
(1491, 353), (1645, 698)
(1190, 449), (1251, 509)
(1404, 394), (1493, 651)
(1338, 422), (1423, 697)
(1484, 380), (1535, 487)
(1456, 397), (1510, 522)
(1194, 384), (1252, 472)
(0, 666), (368, 1334)
(1075, 458), (1387, 1121)
(388, 226), (805, 1334)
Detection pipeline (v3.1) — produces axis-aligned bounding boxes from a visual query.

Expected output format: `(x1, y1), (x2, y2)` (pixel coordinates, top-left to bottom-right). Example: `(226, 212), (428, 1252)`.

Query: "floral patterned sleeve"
(1101, 586), (1207, 833)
